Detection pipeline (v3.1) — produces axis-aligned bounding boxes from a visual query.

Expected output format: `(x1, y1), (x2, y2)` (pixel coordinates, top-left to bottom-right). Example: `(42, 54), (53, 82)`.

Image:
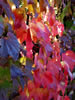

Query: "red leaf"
(64, 96), (70, 100)
(47, 58), (61, 80)
(30, 19), (50, 42)
(52, 41), (60, 58)
(26, 29), (33, 58)
(46, 7), (55, 26)
(62, 50), (75, 71)
(15, 27), (27, 43)
(13, 9), (24, 29)
(52, 21), (64, 37)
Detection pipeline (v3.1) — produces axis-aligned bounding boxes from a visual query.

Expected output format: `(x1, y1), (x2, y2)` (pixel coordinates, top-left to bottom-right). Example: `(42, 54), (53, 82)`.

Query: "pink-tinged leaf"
(57, 83), (67, 96)
(33, 69), (54, 89)
(26, 29), (33, 58)
(57, 95), (70, 100)
(52, 41), (60, 58)
(30, 19), (50, 42)
(52, 21), (64, 37)
(47, 12), (55, 26)
(42, 71), (53, 85)
(46, 8), (64, 37)
(39, 47), (47, 64)
(26, 50), (33, 59)
(34, 46), (49, 70)
(47, 58), (61, 79)
(62, 50), (75, 71)
(64, 96), (70, 100)
(45, 6), (55, 26)
(57, 95), (63, 100)
(56, 21), (64, 37)
(63, 62), (73, 80)
(47, 58), (68, 94)
(49, 15), (55, 26)
(40, 41), (53, 57)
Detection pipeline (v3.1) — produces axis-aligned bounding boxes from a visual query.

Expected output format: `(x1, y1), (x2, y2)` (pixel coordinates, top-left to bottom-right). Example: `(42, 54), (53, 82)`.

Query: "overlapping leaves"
(0, 0), (75, 100)
(0, 32), (20, 61)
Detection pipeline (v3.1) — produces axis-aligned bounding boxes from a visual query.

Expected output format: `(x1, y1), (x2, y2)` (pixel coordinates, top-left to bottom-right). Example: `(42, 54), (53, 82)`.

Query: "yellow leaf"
(28, 4), (34, 13)
(26, 88), (30, 97)
(23, 0), (27, 6)
(20, 57), (26, 65)
(39, 59), (44, 64)
(31, 70), (34, 74)
(32, 64), (36, 68)
(33, 0), (37, 4)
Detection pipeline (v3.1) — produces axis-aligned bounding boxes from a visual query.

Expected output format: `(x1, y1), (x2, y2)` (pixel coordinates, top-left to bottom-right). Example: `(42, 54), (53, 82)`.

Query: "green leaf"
(73, 47), (75, 52)
(0, 16), (3, 23)
(59, 2), (71, 22)
(0, 67), (10, 80)
(0, 80), (12, 88)
(60, 5), (68, 22)
(71, 26), (75, 31)
(63, 31), (67, 35)
(64, 20), (73, 29)
(0, 67), (12, 88)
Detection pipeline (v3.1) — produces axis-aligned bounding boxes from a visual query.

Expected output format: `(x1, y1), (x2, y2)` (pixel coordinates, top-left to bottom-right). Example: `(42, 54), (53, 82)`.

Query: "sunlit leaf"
(20, 56), (26, 65)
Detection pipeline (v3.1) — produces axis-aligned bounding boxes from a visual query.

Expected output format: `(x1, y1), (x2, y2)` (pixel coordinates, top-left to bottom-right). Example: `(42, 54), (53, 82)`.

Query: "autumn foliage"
(0, 0), (75, 100)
